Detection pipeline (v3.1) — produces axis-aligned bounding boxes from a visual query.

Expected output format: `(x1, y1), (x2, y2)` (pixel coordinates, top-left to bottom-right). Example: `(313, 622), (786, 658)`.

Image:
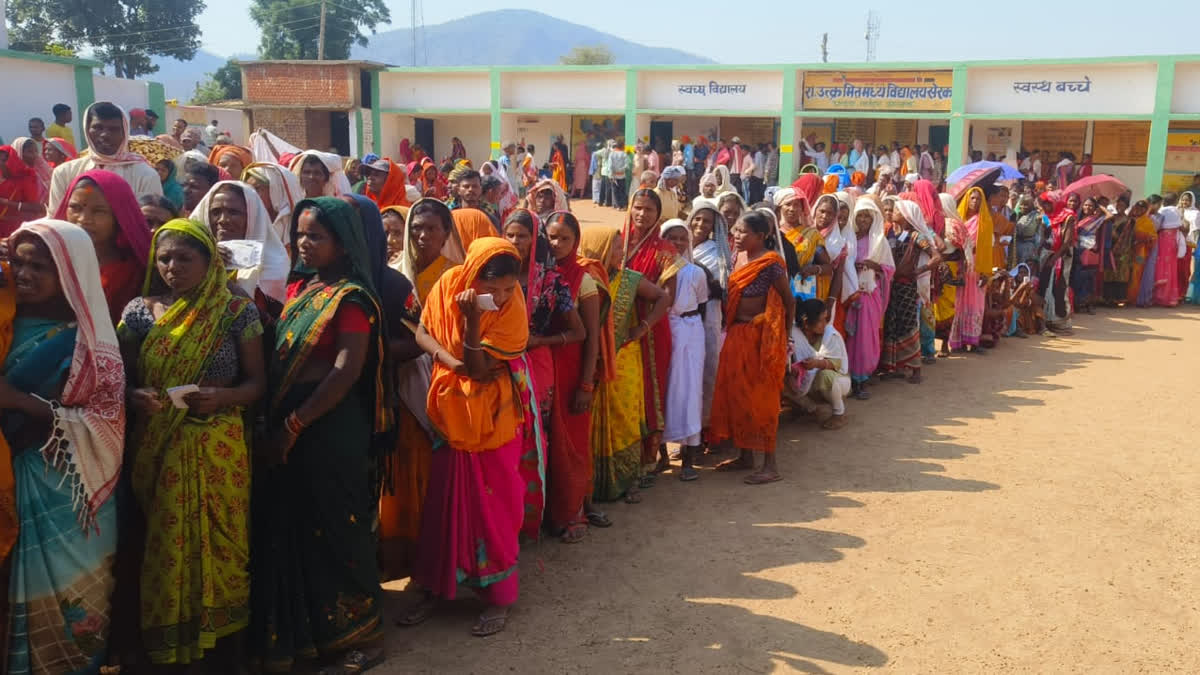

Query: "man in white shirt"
(802, 137), (829, 173)
(48, 101), (163, 213)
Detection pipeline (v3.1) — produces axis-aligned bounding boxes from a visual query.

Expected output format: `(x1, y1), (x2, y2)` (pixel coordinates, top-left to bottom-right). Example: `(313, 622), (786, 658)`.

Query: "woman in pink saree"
(1152, 206), (1183, 307)
(949, 187), (991, 352)
(571, 140), (590, 198)
(845, 197), (894, 400)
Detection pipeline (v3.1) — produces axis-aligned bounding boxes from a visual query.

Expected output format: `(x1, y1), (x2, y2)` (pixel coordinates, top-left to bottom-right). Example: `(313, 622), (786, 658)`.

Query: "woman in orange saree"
(710, 211), (795, 485)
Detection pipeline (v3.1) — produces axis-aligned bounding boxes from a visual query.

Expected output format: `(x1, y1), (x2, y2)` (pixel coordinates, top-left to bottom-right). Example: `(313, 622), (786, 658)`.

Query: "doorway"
(928, 124), (949, 153)
(649, 121), (673, 155)
(415, 117), (435, 161)
(329, 112), (350, 156)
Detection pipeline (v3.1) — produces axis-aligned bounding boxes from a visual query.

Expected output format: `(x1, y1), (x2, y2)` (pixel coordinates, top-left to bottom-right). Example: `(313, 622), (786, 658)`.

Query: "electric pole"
(820, 33), (829, 63)
(317, 0), (327, 60)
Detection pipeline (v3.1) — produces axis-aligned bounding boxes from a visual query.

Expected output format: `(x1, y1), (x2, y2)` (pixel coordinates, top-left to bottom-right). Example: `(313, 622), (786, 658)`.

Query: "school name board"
(802, 70), (953, 112)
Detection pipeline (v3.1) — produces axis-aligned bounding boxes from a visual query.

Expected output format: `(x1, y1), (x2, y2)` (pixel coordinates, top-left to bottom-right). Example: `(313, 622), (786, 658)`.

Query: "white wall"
(968, 120), (1021, 159)
(378, 72), (489, 110)
(1170, 61), (1200, 113)
(500, 114), (572, 157)
(93, 74), (149, 112)
(965, 63), (1157, 115)
(635, 115), (720, 145)
(432, 115), (491, 168)
(378, 114), (415, 162)
(0, 56), (77, 143)
(502, 71), (624, 110)
(638, 70), (782, 112)
(1094, 165), (1144, 198)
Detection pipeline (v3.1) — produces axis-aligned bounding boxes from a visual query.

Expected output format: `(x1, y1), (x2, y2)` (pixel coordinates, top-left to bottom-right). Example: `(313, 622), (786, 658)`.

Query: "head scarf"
(658, 165), (686, 188)
(208, 144), (253, 175)
(659, 218), (692, 262)
(348, 196), (416, 323)
(1, 144), (37, 209)
(288, 150), (353, 196)
(397, 139), (413, 164)
(397, 197), (467, 298)
(851, 197), (895, 293)
(364, 159), (411, 209)
(822, 174), (841, 194)
(913, 179), (945, 236)
(11, 219), (125, 526)
(81, 102), (147, 167)
(289, 197), (378, 295)
(12, 137), (51, 202)
(180, 127), (202, 146)
(957, 187), (995, 274)
(690, 204), (732, 289)
(712, 165), (734, 195)
(791, 173), (823, 206)
(451, 207), (498, 250)
(53, 169), (152, 267)
(529, 177), (568, 218)
(242, 161), (304, 244)
(422, 237), (528, 453)
(46, 137), (79, 165)
(191, 180), (290, 302)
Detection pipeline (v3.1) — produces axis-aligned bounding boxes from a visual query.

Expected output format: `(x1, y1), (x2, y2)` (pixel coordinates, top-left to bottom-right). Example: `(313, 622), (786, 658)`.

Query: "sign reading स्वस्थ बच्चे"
(801, 71), (953, 112)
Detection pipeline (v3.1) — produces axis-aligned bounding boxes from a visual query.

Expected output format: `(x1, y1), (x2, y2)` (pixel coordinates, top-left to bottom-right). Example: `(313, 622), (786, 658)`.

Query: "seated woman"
(709, 211), (795, 485)
(786, 298), (852, 430)
(405, 238), (534, 637)
(2, 219), (126, 674)
(191, 180), (291, 306)
(118, 218), (265, 667)
(243, 161), (304, 245)
(54, 169), (152, 323)
(980, 271), (1012, 349)
(251, 197), (390, 673)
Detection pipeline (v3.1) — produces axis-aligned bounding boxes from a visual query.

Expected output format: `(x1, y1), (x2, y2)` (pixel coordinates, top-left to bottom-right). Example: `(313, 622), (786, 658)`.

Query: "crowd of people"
(0, 100), (1196, 674)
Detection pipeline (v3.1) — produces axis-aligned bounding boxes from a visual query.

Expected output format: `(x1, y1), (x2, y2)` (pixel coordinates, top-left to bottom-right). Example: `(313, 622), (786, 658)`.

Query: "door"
(928, 125), (950, 153)
(329, 112), (350, 157)
(415, 117), (435, 161)
(649, 121), (673, 155)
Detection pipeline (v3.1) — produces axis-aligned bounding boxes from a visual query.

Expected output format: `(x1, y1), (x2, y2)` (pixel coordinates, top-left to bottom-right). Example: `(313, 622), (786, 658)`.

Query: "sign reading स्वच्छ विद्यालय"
(801, 71), (953, 112)
(676, 81), (749, 96)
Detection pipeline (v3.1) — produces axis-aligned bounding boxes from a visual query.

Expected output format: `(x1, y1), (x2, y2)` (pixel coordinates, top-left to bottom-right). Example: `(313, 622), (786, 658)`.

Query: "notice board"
(874, 119), (918, 148)
(1020, 121), (1086, 159)
(1091, 121), (1150, 165)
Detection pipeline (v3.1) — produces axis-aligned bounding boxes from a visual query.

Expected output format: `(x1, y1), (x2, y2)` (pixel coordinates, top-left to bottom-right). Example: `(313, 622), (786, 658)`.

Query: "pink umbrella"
(947, 166), (1003, 201)
(1064, 175), (1128, 202)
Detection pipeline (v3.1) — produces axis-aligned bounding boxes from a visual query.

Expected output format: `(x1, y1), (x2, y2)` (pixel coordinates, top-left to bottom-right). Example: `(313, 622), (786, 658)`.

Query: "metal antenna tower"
(819, 33), (829, 63)
(410, 0), (427, 66)
(865, 11), (880, 62)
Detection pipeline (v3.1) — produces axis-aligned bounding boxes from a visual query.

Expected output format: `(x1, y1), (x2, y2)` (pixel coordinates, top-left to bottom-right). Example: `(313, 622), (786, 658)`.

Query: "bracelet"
(559, 333), (567, 345)
(640, 320), (649, 330)
(579, 382), (595, 393)
(464, 342), (483, 351)
(284, 411), (306, 436)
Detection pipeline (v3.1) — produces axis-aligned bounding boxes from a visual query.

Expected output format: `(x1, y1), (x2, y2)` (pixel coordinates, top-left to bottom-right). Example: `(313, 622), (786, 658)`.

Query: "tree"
(191, 59), (244, 105)
(559, 46), (615, 66)
(250, 0), (389, 61)
(5, 0), (204, 78)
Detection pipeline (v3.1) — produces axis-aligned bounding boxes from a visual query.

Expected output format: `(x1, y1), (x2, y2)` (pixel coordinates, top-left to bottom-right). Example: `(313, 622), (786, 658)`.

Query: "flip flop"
(743, 472), (782, 485)
(471, 608), (509, 637)
(679, 466), (700, 482)
(396, 593), (437, 627)
(586, 510), (613, 528)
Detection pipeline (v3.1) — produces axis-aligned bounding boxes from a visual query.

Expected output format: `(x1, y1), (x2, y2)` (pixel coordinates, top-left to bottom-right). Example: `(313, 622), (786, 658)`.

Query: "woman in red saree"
(710, 210), (794, 485)
(622, 188), (684, 476)
(417, 157), (448, 200)
(54, 168), (152, 323)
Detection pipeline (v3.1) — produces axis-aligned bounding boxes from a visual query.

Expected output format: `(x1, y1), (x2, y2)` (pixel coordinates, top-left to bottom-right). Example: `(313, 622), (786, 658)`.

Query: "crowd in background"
(0, 100), (1197, 674)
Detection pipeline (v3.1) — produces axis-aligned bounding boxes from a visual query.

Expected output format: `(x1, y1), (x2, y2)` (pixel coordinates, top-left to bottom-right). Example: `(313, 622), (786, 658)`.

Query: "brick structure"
(236, 60), (384, 155)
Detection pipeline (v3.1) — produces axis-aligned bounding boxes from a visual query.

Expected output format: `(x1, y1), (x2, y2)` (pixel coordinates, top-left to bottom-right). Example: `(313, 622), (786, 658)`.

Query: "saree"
(191, 180), (291, 304)
(1124, 215), (1156, 305)
(1153, 210), (1182, 307)
(1040, 203), (1075, 328)
(415, 238), (531, 606)
(846, 201), (895, 384)
(709, 252), (788, 453)
(4, 220), (126, 675)
(948, 213), (984, 349)
(691, 208), (730, 430)
(880, 234), (922, 373)
(1101, 213), (1133, 302)
(252, 199), (390, 672)
(122, 220), (254, 664)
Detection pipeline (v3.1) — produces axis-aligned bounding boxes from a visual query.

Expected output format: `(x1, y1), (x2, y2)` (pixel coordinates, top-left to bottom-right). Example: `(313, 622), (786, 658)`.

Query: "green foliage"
(191, 59), (243, 105)
(5, 0), (204, 77)
(250, 0), (390, 60)
(559, 45), (615, 66)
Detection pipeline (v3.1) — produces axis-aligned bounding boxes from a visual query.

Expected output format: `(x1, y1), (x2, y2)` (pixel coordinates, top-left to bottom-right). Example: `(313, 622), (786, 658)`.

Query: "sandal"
(852, 388), (870, 401)
(679, 466), (699, 482)
(623, 488), (642, 504)
(821, 414), (848, 430)
(743, 471), (782, 485)
(586, 510), (613, 528)
(637, 475), (656, 489)
(922, 355), (937, 364)
(471, 607), (510, 637)
(561, 523), (587, 544)
(339, 647), (384, 673)
(396, 592), (437, 627)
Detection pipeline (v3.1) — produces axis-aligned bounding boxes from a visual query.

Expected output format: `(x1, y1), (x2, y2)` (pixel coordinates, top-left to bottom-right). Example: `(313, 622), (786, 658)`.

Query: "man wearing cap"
(129, 108), (150, 137)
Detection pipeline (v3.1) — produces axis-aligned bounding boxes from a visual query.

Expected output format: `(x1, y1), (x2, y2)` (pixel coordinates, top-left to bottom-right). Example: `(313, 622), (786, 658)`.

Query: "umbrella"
(948, 166), (1003, 201)
(1064, 174), (1128, 202)
(946, 160), (1024, 185)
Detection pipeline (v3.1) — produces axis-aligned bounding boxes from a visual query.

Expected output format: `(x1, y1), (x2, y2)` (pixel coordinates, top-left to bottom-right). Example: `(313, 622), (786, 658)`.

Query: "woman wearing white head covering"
(289, 150), (353, 198)
(880, 200), (941, 383)
(811, 194), (859, 316)
(658, 218), (708, 480)
(688, 203), (730, 433)
(191, 180), (291, 303)
(845, 197), (895, 399)
(243, 161), (304, 245)
(712, 165), (735, 196)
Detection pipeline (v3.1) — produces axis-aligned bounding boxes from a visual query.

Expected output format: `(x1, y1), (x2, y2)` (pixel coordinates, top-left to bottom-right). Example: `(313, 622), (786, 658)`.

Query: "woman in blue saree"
(1, 219), (126, 674)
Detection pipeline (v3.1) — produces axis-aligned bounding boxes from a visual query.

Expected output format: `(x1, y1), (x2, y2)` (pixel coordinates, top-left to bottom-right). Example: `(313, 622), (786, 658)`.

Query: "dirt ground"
(375, 202), (1200, 673)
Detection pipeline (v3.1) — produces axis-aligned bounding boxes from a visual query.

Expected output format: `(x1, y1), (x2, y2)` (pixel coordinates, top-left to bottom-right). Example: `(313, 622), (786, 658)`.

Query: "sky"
(197, 0), (1200, 64)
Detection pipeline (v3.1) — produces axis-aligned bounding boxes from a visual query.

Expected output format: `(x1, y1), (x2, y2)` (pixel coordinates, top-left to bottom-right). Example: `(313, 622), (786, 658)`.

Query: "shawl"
(288, 150), (354, 196)
(577, 225), (617, 383)
(691, 205), (732, 289)
(913, 179), (945, 236)
(53, 168), (152, 267)
(208, 144), (254, 174)
(243, 161), (304, 244)
(364, 159), (411, 209)
(893, 199), (936, 301)
(712, 165), (735, 195)
(81, 103), (148, 167)
(852, 197), (895, 293)
(12, 137), (51, 203)
(397, 198), (467, 304)
(958, 187), (995, 274)
(938, 193), (965, 254)
(248, 129), (301, 164)
(191, 180), (291, 302)
(12, 219), (125, 526)
(423, 237), (529, 453)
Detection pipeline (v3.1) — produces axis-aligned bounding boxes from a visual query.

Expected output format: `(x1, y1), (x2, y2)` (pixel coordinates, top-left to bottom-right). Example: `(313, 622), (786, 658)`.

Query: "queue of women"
(0, 100), (1196, 674)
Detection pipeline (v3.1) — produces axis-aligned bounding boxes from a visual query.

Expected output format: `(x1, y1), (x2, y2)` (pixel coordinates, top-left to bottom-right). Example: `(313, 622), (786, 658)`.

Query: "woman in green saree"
(250, 197), (391, 673)
(1, 219), (126, 674)
(118, 218), (266, 666)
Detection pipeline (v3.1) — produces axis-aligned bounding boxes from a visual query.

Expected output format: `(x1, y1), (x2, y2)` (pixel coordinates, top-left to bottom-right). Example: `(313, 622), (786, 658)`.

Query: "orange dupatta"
(0, 266), (18, 560)
(423, 238), (530, 453)
(366, 159), (411, 208)
(451, 208), (498, 249)
(579, 258), (617, 383)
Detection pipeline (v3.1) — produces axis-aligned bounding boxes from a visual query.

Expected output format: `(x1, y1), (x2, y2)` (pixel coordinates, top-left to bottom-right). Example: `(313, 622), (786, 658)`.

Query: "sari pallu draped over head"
(13, 137), (52, 203)
(364, 159), (411, 209)
(11, 219), (126, 526)
(397, 198), (467, 306)
(243, 161), (304, 244)
(0, 144), (39, 226)
(288, 150), (354, 196)
(423, 238), (530, 454)
(191, 180), (291, 304)
(959, 187), (995, 275)
(692, 204), (732, 290)
(47, 137), (79, 167)
(208, 144), (253, 174)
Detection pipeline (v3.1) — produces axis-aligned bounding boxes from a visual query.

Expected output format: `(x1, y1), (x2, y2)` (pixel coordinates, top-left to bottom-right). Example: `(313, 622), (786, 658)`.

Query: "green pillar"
(779, 66), (797, 186)
(355, 108), (364, 158)
(371, 71), (382, 155)
(1144, 57), (1175, 195)
(73, 64), (95, 140)
(147, 81), (165, 119)
(490, 69), (502, 160)
(946, 65), (968, 175)
(623, 69), (638, 193)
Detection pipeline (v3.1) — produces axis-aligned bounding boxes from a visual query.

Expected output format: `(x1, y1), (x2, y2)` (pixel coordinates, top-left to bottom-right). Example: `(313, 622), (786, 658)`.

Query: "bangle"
(640, 320), (649, 330)
(464, 342), (483, 351)
(285, 411), (306, 436)
(579, 382), (595, 393)
(559, 333), (567, 345)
